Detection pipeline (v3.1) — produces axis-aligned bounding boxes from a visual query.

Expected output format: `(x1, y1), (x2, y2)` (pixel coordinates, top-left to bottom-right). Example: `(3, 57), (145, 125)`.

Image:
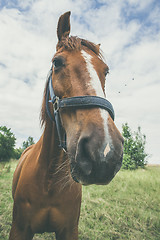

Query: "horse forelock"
(56, 36), (102, 58)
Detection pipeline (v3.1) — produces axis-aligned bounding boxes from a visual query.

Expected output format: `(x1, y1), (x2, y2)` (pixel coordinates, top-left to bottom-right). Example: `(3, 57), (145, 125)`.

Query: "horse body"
(10, 122), (81, 239)
(10, 11), (123, 240)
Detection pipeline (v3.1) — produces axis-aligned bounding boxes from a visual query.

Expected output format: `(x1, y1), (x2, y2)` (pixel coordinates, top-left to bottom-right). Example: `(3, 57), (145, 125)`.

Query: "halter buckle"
(53, 96), (60, 112)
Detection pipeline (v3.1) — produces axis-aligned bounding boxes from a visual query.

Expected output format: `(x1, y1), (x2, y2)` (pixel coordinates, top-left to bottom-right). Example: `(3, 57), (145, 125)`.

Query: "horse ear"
(57, 11), (71, 41)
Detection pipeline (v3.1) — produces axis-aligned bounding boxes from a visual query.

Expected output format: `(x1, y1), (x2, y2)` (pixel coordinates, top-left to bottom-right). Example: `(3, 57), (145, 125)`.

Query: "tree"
(122, 123), (148, 170)
(14, 147), (23, 160)
(22, 136), (35, 150)
(0, 126), (16, 162)
(14, 136), (35, 160)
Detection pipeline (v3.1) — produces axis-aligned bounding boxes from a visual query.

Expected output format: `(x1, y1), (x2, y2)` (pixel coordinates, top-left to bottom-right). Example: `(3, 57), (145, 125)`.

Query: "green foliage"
(13, 147), (23, 160)
(0, 125), (35, 161)
(14, 136), (35, 160)
(0, 126), (16, 162)
(122, 153), (136, 170)
(122, 123), (148, 170)
(22, 136), (35, 150)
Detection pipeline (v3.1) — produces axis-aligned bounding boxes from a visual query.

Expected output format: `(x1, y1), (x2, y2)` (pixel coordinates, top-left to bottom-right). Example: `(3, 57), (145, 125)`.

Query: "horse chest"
(31, 206), (65, 233)
(19, 186), (81, 234)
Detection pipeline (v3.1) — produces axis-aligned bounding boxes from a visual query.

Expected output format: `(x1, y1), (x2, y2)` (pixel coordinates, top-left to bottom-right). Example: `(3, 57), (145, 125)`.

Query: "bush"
(0, 125), (35, 161)
(122, 153), (136, 170)
(0, 126), (16, 162)
(14, 136), (35, 160)
(122, 123), (148, 170)
(22, 136), (35, 150)
(14, 147), (23, 160)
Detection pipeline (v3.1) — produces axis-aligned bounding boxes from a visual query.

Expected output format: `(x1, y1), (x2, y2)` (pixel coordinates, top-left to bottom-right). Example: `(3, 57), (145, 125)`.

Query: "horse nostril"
(78, 160), (92, 176)
(76, 137), (93, 176)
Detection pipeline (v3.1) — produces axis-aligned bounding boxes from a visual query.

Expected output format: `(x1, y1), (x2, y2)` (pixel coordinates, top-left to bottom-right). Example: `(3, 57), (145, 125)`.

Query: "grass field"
(0, 160), (160, 240)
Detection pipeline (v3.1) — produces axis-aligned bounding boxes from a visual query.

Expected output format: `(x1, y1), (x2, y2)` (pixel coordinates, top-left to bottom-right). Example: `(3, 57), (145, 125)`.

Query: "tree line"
(0, 123), (148, 170)
(0, 126), (34, 162)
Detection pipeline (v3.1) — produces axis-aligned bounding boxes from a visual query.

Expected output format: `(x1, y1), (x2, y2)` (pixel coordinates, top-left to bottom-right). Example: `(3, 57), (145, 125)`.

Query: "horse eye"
(53, 57), (65, 71)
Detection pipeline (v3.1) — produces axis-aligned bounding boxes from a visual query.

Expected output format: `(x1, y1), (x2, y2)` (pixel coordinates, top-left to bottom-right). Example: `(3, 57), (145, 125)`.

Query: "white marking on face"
(104, 143), (111, 157)
(81, 50), (104, 97)
(81, 50), (112, 151)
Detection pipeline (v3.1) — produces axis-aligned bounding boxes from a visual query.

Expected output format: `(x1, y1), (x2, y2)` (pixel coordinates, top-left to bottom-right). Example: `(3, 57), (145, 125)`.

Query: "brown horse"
(9, 12), (123, 240)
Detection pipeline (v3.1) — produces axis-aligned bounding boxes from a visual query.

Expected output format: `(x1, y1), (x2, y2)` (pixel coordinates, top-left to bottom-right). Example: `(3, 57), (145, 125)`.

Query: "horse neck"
(35, 120), (71, 192)
(38, 120), (67, 175)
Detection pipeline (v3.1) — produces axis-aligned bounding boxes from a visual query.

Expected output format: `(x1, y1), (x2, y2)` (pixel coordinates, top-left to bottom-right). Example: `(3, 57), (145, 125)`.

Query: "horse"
(9, 11), (123, 240)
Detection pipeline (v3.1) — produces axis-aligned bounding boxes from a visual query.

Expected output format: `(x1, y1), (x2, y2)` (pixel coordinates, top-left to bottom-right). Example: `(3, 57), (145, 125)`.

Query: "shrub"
(14, 147), (23, 160)
(22, 136), (35, 150)
(122, 123), (148, 170)
(0, 126), (16, 162)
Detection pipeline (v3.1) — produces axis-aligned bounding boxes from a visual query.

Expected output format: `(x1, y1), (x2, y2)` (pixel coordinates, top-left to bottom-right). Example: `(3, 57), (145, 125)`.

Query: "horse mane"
(56, 36), (101, 57)
(40, 36), (102, 127)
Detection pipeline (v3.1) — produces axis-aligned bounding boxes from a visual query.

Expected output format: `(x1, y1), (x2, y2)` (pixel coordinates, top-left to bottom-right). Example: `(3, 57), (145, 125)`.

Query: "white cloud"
(0, 0), (159, 164)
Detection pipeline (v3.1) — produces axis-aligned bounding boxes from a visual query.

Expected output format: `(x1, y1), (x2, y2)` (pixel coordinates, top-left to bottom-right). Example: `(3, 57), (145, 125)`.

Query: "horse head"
(45, 12), (123, 185)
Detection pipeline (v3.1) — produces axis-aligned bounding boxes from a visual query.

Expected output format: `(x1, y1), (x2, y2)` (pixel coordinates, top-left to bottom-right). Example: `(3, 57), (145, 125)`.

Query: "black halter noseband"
(46, 67), (115, 152)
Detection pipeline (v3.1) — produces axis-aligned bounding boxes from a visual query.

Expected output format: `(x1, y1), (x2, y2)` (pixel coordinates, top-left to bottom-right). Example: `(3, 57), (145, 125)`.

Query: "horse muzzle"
(69, 131), (123, 185)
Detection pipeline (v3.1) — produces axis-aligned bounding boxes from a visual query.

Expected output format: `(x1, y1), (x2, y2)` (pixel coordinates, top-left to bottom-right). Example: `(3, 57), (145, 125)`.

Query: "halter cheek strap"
(46, 67), (115, 152)
(46, 68), (67, 151)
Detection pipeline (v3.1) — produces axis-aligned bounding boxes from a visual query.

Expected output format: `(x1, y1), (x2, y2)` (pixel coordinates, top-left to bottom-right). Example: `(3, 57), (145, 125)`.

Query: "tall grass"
(0, 161), (159, 240)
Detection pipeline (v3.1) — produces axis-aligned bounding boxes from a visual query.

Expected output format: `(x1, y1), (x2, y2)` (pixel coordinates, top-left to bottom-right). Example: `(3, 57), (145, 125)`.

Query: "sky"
(0, 0), (160, 164)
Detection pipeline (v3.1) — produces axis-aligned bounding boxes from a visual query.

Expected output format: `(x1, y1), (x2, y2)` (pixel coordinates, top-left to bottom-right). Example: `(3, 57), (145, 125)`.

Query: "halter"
(46, 66), (115, 152)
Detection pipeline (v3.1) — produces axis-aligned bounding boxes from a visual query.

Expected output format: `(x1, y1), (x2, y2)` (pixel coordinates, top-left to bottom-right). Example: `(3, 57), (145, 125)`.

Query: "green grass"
(0, 160), (160, 240)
